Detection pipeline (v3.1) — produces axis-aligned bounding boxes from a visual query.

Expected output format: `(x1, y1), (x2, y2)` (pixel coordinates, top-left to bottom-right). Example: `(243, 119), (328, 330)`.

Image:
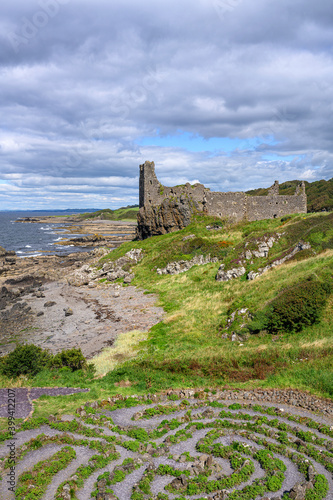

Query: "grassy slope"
(79, 205), (139, 221)
(95, 212), (333, 398)
(1, 211), (332, 418)
(247, 178), (333, 212)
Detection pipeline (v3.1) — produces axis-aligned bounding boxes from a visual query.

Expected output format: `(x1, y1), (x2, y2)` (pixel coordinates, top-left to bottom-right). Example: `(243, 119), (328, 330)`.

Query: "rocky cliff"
(136, 196), (199, 240)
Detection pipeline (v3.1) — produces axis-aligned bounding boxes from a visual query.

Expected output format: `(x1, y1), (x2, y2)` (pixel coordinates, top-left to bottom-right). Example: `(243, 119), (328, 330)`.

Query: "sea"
(0, 210), (97, 258)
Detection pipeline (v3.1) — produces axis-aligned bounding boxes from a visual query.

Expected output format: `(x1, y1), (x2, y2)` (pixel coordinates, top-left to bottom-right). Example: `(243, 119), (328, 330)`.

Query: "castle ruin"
(136, 161), (307, 239)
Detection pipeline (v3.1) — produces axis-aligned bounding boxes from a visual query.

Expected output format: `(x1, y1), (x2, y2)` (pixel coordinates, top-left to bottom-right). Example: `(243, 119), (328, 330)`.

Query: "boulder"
(289, 482), (309, 500)
(67, 270), (90, 286)
(125, 248), (143, 262)
(170, 474), (188, 491)
(216, 265), (246, 281)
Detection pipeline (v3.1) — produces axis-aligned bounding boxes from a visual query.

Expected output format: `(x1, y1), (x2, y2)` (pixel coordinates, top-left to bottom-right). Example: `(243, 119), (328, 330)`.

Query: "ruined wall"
(139, 161), (207, 210)
(246, 191), (307, 221)
(137, 161), (307, 238)
(205, 191), (247, 221)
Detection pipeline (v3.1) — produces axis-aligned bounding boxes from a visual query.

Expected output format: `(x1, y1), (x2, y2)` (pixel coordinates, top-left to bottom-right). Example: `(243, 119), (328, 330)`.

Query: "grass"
(79, 206), (139, 221)
(97, 212), (333, 398)
(91, 330), (148, 376)
(1, 212), (332, 417)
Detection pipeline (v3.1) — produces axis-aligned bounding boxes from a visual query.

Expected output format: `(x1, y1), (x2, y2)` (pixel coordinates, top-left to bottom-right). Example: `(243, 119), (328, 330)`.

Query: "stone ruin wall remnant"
(136, 161), (307, 238)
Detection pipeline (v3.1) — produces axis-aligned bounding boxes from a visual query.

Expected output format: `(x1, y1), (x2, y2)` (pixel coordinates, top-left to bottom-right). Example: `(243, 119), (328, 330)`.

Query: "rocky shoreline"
(0, 219), (164, 359)
(16, 215), (137, 248)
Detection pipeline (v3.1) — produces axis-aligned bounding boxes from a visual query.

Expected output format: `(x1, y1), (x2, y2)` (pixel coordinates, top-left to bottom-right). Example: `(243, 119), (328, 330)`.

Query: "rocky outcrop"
(243, 234), (281, 262)
(67, 249), (143, 286)
(0, 246), (16, 275)
(157, 255), (218, 275)
(136, 197), (200, 240)
(247, 241), (312, 280)
(216, 264), (246, 282)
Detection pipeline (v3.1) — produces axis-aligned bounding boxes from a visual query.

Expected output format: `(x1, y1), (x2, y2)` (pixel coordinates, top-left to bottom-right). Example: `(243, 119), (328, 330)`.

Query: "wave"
(25, 245), (32, 248)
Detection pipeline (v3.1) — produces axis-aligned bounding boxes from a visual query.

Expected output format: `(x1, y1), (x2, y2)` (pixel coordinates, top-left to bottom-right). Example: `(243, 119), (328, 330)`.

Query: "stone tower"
(139, 161), (160, 208)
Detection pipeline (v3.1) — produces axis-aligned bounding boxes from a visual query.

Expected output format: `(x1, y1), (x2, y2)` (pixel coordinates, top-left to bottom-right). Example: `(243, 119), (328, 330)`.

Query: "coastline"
(0, 217), (163, 359)
(15, 215), (137, 249)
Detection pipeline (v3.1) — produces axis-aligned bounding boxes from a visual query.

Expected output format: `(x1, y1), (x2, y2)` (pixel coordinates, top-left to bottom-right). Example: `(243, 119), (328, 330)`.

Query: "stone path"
(0, 388), (332, 499)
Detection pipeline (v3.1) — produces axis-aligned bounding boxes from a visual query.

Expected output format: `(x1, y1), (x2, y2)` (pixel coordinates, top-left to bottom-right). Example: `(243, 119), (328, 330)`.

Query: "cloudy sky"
(1, 0), (333, 210)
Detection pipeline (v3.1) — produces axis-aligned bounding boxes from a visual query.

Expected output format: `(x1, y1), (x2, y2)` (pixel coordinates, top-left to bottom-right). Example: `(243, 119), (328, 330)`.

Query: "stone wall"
(137, 161), (307, 238)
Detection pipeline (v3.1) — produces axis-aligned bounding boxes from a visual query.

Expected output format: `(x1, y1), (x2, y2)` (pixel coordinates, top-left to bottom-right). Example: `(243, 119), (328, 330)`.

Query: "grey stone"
(170, 474), (188, 490)
(245, 250), (252, 259)
(67, 270), (90, 286)
(216, 266), (246, 282)
(123, 274), (134, 284)
(125, 248), (143, 262)
(289, 482), (307, 500)
(247, 241), (312, 280)
(247, 270), (259, 280)
(157, 254), (218, 275)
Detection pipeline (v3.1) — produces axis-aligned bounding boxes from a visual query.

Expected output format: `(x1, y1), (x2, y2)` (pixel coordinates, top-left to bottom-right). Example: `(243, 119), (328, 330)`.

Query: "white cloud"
(0, 0), (332, 209)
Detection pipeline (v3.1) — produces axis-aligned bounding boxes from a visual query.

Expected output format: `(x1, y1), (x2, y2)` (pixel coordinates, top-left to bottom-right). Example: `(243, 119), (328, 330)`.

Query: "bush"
(49, 348), (88, 372)
(0, 344), (51, 378)
(249, 280), (331, 334)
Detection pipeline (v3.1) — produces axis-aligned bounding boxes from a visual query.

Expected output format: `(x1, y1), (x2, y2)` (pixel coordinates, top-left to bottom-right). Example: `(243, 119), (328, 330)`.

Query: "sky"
(0, 0), (333, 210)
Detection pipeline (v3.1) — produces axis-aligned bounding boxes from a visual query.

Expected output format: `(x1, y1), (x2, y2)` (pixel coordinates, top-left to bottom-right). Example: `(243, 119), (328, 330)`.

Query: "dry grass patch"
(163, 311), (186, 324)
(91, 330), (148, 376)
(0, 374), (30, 388)
(301, 339), (333, 349)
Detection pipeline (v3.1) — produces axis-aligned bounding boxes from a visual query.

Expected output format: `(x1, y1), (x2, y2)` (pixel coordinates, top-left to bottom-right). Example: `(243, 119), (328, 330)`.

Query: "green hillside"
(4, 210), (331, 413)
(247, 178), (333, 212)
(79, 205), (139, 221)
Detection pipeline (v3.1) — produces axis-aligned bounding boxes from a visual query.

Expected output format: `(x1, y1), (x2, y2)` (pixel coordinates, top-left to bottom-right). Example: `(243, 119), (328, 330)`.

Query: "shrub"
(268, 281), (331, 333)
(0, 344), (51, 377)
(249, 280), (331, 334)
(49, 348), (88, 372)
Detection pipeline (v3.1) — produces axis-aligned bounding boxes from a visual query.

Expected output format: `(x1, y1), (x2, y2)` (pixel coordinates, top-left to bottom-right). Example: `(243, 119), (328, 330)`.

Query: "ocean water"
(0, 210), (96, 257)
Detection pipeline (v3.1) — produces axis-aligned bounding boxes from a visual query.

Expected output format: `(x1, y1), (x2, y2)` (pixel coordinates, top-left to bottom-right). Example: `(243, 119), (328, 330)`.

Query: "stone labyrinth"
(0, 389), (332, 500)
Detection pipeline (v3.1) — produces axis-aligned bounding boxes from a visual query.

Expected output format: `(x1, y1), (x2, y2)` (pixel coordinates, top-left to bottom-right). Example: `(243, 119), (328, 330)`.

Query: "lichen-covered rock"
(247, 241), (311, 280)
(170, 474), (188, 490)
(157, 255), (218, 275)
(289, 482), (309, 500)
(216, 265), (246, 281)
(247, 270), (260, 280)
(67, 270), (90, 286)
(125, 248), (143, 262)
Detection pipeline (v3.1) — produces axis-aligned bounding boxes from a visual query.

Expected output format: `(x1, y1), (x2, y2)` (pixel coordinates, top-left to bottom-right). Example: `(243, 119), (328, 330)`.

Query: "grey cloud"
(0, 0), (332, 209)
